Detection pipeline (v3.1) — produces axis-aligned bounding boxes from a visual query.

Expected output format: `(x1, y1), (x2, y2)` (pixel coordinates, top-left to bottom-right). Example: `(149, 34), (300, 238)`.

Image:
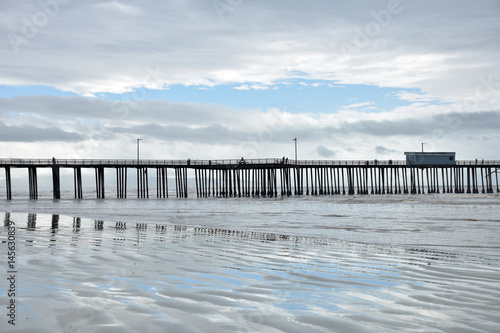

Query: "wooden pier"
(1, 158), (499, 199)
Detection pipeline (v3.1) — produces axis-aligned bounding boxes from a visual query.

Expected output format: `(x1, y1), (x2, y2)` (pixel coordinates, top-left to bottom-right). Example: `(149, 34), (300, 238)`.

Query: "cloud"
(341, 101), (375, 110)
(375, 146), (399, 155)
(316, 145), (336, 158)
(109, 123), (250, 144)
(0, 0), (498, 108)
(0, 121), (83, 142)
(233, 84), (251, 90)
(396, 92), (438, 103)
(0, 95), (239, 126)
(1, 96), (499, 150)
(1, 0), (499, 160)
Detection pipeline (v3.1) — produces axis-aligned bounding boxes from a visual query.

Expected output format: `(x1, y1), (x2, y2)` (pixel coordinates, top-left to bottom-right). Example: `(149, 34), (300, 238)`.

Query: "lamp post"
(293, 137), (297, 165)
(421, 142), (425, 153)
(137, 138), (142, 164)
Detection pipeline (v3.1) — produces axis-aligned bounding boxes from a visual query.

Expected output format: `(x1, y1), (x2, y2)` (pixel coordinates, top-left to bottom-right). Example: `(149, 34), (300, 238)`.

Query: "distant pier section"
(0, 157), (499, 199)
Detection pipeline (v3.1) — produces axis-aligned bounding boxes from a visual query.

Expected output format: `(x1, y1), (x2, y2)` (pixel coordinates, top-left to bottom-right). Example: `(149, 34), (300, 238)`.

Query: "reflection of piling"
(136, 222), (147, 230)
(95, 220), (104, 230)
(156, 224), (167, 232)
(27, 213), (36, 229)
(51, 214), (59, 230)
(115, 221), (127, 229)
(73, 217), (81, 231)
(4, 212), (11, 226)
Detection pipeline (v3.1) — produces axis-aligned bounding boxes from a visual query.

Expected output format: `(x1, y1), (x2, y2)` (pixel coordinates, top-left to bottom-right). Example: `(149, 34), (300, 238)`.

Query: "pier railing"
(1, 158), (500, 167)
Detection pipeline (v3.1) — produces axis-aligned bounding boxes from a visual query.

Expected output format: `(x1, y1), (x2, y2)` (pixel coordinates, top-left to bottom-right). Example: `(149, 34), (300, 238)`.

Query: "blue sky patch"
(0, 80), (424, 114)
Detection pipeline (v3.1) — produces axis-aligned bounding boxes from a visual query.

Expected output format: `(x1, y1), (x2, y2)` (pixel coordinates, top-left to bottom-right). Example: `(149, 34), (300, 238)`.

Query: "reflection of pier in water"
(1, 158), (499, 199)
(3, 212), (481, 267)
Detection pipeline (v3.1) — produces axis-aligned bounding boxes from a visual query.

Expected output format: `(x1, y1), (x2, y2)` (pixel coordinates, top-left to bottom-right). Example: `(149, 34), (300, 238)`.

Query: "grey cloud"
(2, 93), (499, 145)
(1, 0), (498, 101)
(0, 96), (239, 125)
(109, 122), (336, 145)
(375, 146), (399, 155)
(340, 119), (427, 136)
(338, 111), (500, 137)
(0, 121), (84, 142)
(109, 123), (250, 144)
(316, 145), (336, 158)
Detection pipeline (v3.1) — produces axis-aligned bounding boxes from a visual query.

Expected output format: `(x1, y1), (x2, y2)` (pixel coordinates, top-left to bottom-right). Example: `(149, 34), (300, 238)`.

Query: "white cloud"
(395, 92), (437, 103)
(343, 102), (375, 109)
(233, 84), (250, 90)
(0, 0), (498, 107)
(1, 96), (499, 160)
(1, 1), (500, 161)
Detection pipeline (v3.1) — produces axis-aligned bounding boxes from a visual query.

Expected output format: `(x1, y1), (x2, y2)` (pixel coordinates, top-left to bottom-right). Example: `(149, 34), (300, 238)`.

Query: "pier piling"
(74, 167), (83, 199)
(52, 166), (60, 199)
(1, 158), (499, 200)
(28, 166), (38, 199)
(95, 167), (105, 199)
(5, 167), (12, 200)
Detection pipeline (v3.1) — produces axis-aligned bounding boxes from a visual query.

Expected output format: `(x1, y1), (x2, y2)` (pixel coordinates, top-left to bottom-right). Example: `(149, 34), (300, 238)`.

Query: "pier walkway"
(1, 158), (499, 199)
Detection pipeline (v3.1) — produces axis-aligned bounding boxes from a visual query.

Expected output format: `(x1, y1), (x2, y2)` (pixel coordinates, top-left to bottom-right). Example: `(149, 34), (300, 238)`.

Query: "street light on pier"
(421, 142), (425, 153)
(293, 137), (297, 165)
(137, 138), (142, 164)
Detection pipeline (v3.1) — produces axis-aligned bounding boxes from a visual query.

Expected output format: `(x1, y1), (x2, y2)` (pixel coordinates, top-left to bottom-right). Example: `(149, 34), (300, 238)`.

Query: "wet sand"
(1, 212), (500, 332)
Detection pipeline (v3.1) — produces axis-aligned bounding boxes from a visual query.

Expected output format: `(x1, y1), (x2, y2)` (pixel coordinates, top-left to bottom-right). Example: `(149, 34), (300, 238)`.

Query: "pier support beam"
(74, 167), (83, 199)
(486, 167), (494, 193)
(95, 167), (105, 199)
(156, 167), (168, 198)
(28, 167), (38, 199)
(1, 160), (500, 200)
(5, 167), (12, 200)
(52, 166), (61, 199)
(175, 168), (188, 198)
(137, 167), (148, 198)
(116, 167), (127, 198)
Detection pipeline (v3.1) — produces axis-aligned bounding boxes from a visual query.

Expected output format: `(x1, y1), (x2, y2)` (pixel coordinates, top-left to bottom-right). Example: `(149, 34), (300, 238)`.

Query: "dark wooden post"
(5, 167), (12, 200)
(52, 165), (61, 199)
(28, 167), (38, 199)
(95, 166), (105, 199)
(74, 167), (83, 199)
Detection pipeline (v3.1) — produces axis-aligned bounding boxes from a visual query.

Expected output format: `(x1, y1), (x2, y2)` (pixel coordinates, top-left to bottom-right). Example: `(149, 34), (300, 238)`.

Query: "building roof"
(404, 152), (455, 155)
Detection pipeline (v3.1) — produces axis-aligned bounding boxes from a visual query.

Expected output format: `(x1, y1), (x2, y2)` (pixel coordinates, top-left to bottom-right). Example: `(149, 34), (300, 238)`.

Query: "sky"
(1, 0), (499, 162)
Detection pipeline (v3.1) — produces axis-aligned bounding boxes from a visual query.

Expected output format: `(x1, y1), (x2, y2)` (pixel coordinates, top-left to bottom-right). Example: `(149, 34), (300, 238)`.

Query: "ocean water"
(1, 190), (500, 332)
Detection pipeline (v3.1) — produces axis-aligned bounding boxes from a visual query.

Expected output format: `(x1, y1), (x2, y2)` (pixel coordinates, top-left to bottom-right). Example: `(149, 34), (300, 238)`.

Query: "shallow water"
(1, 193), (500, 332)
(3, 192), (500, 254)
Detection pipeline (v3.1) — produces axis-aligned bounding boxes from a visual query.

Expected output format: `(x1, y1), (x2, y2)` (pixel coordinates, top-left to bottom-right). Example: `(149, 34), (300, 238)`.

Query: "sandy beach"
(2, 211), (499, 332)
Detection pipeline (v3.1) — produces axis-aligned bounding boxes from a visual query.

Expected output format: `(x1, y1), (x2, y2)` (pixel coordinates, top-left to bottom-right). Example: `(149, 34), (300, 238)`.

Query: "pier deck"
(1, 158), (499, 199)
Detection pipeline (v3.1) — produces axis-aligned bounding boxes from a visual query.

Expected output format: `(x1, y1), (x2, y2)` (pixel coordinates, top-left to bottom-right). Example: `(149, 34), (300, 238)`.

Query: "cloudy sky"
(1, 0), (499, 161)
